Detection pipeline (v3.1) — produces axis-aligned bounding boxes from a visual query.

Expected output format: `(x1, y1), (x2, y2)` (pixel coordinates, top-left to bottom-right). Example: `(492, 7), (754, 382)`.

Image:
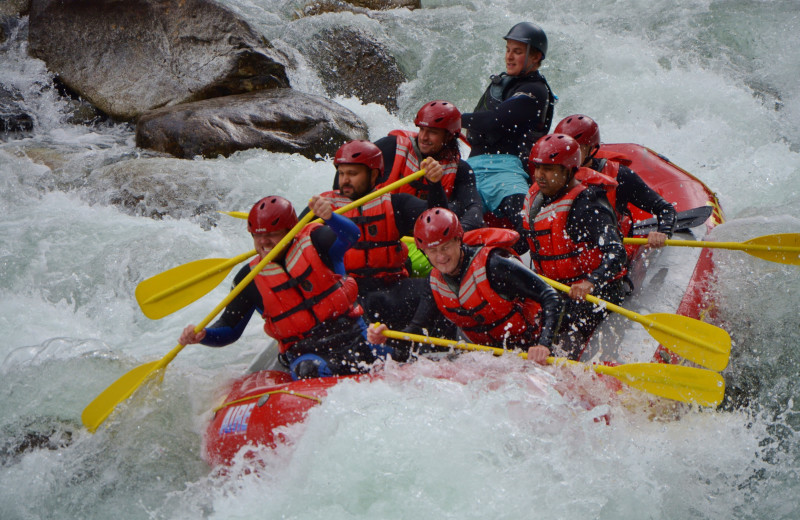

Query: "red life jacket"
(251, 223), (361, 353)
(374, 130), (457, 198)
(523, 168), (625, 284)
(320, 191), (409, 282)
(429, 228), (542, 348)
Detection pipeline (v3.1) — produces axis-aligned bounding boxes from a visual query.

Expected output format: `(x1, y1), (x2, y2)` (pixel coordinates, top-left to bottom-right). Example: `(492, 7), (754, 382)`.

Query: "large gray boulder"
(0, 0), (29, 17)
(309, 27), (406, 112)
(27, 0), (289, 121)
(135, 88), (368, 160)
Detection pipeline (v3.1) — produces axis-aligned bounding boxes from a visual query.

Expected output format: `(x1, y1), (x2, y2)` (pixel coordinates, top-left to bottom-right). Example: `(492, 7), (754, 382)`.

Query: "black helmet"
(503, 22), (548, 59)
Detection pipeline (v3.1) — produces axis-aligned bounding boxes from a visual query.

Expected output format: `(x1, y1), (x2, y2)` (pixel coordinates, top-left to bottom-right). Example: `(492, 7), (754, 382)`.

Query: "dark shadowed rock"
(135, 88), (368, 160)
(0, 84), (34, 137)
(309, 27), (406, 112)
(296, 0), (419, 17)
(27, 0), (289, 121)
(0, 0), (29, 17)
(0, 417), (74, 468)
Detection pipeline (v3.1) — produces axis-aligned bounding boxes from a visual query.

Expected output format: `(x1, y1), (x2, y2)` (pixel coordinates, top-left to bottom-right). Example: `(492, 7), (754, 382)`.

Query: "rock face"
(296, 0), (419, 17)
(135, 88), (368, 160)
(27, 0), (290, 121)
(310, 27), (406, 112)
(0, 0), (29, 17)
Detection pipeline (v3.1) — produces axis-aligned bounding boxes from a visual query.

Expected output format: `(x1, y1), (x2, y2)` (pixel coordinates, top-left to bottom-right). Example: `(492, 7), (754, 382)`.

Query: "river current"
(1, 1), (799, 519)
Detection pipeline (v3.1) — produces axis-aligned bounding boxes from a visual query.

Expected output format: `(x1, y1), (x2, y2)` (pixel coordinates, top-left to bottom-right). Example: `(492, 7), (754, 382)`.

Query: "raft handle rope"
(212, 389), (322, 413)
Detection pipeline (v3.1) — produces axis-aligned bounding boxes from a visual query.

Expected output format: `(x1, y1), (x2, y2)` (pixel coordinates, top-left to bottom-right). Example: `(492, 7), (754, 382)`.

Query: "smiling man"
(179, 195), (378, 380)
(367, 100), (484, 233)
(460, 22), (557, 243)
(368, 208), (562, 364)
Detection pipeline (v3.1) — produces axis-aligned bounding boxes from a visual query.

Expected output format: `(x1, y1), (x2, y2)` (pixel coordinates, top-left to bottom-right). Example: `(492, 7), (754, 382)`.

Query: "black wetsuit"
(461, 70), (555, 246)
(386, 245), (563, 358)
(526, 185), (628, 359)
(373, 134), (485, 232)
(462, 70), (555, 167)
(591, 158), (677, 237)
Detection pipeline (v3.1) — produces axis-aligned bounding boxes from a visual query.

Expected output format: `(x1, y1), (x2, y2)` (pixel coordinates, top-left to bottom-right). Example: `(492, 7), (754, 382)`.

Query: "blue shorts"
(466, 154), (530, 213)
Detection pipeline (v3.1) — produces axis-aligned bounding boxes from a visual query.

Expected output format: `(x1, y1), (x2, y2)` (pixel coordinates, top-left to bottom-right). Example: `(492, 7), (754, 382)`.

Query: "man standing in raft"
(522, 134), (627, 359)
(368, 208), (563, 364)
(554, 114), (677, 251)
(461, 22), (556, 239)
(179, 195), (379, 380)
(373, 100), (483, 232)
(318, 140), (449, 332)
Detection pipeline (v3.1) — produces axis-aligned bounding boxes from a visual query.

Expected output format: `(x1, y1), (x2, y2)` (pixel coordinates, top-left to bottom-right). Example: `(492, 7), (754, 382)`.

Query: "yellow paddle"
(537, 275), (731, 372)
(625, 233), (800, 266)
(379, 328), (725, 407)
(136, 168), (428, 319)
(82, 210), (317, 433)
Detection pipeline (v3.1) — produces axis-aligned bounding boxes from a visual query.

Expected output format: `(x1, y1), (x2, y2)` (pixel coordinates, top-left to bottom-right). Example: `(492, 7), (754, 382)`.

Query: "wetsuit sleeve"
(391, 191), (449, 237)
(310, 214), (360, 276)
(202, 264), (261, 347)
(567, 189), (627, 287)
(615, 166), (677, 236)
(450, 160), (485, 231)
(373, 135), (398, 186)
(485, 251), (562, 348)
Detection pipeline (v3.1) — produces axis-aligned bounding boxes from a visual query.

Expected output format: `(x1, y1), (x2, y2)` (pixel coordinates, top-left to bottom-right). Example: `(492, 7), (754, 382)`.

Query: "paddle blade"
(643, 313), (731, 371)
(81, 360), (162, 433)
(135, 258), (235, 319)
(599, 363), (725, 407)
(744, 233), (800, 265)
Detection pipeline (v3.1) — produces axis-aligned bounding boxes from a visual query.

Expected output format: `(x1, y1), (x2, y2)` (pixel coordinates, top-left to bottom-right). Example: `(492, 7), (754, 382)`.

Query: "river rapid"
(1, 1), (799, 519)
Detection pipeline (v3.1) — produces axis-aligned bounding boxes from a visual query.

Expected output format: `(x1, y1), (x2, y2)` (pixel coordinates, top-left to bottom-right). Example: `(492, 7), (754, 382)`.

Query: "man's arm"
(450, 161), (485, 231)
(616, 166), (677, 236)
(485, 252), (563, 348)
(199, 264), (261, 347)
(373, 135), (398, 187)
(309, 213), (361, 276)
(568, 189), (627, 287)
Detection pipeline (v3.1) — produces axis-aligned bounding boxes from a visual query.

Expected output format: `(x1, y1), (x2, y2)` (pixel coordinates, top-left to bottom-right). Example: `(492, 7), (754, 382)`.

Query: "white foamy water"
(1, 1), (799, 518)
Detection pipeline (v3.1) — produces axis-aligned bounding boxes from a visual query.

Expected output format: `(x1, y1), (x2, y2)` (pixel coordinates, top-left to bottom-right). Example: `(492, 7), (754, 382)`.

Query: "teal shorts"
(467, 154), (530, 213)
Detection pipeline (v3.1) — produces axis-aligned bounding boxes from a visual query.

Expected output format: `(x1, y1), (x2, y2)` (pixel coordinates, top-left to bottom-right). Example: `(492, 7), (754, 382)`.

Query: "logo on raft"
(219, 403), (255, 435)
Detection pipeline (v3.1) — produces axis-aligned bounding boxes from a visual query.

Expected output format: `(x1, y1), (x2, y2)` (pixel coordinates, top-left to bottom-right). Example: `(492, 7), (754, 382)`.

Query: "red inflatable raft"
(203, 143), (724, 467)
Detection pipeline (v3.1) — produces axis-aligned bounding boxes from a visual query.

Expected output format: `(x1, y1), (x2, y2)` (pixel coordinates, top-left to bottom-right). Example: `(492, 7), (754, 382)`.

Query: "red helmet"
(334, 140), (384, 175)
(414, 208), (463, 249)
(247, 196), (298, 234)
(553, 114), (600, 156)
(414, 100), (462, 136)
(529, 133), (582, 172)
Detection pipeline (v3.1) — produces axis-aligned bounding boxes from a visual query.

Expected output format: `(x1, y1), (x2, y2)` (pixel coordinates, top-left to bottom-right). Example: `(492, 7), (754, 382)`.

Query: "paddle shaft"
(625, 236), (800, 254)
(538, 275), (729, 357)
(379, 328), (724, 406)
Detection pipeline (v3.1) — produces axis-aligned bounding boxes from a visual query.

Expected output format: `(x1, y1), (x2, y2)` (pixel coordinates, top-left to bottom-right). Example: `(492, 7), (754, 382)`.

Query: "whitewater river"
(1, 1), (799, 518)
